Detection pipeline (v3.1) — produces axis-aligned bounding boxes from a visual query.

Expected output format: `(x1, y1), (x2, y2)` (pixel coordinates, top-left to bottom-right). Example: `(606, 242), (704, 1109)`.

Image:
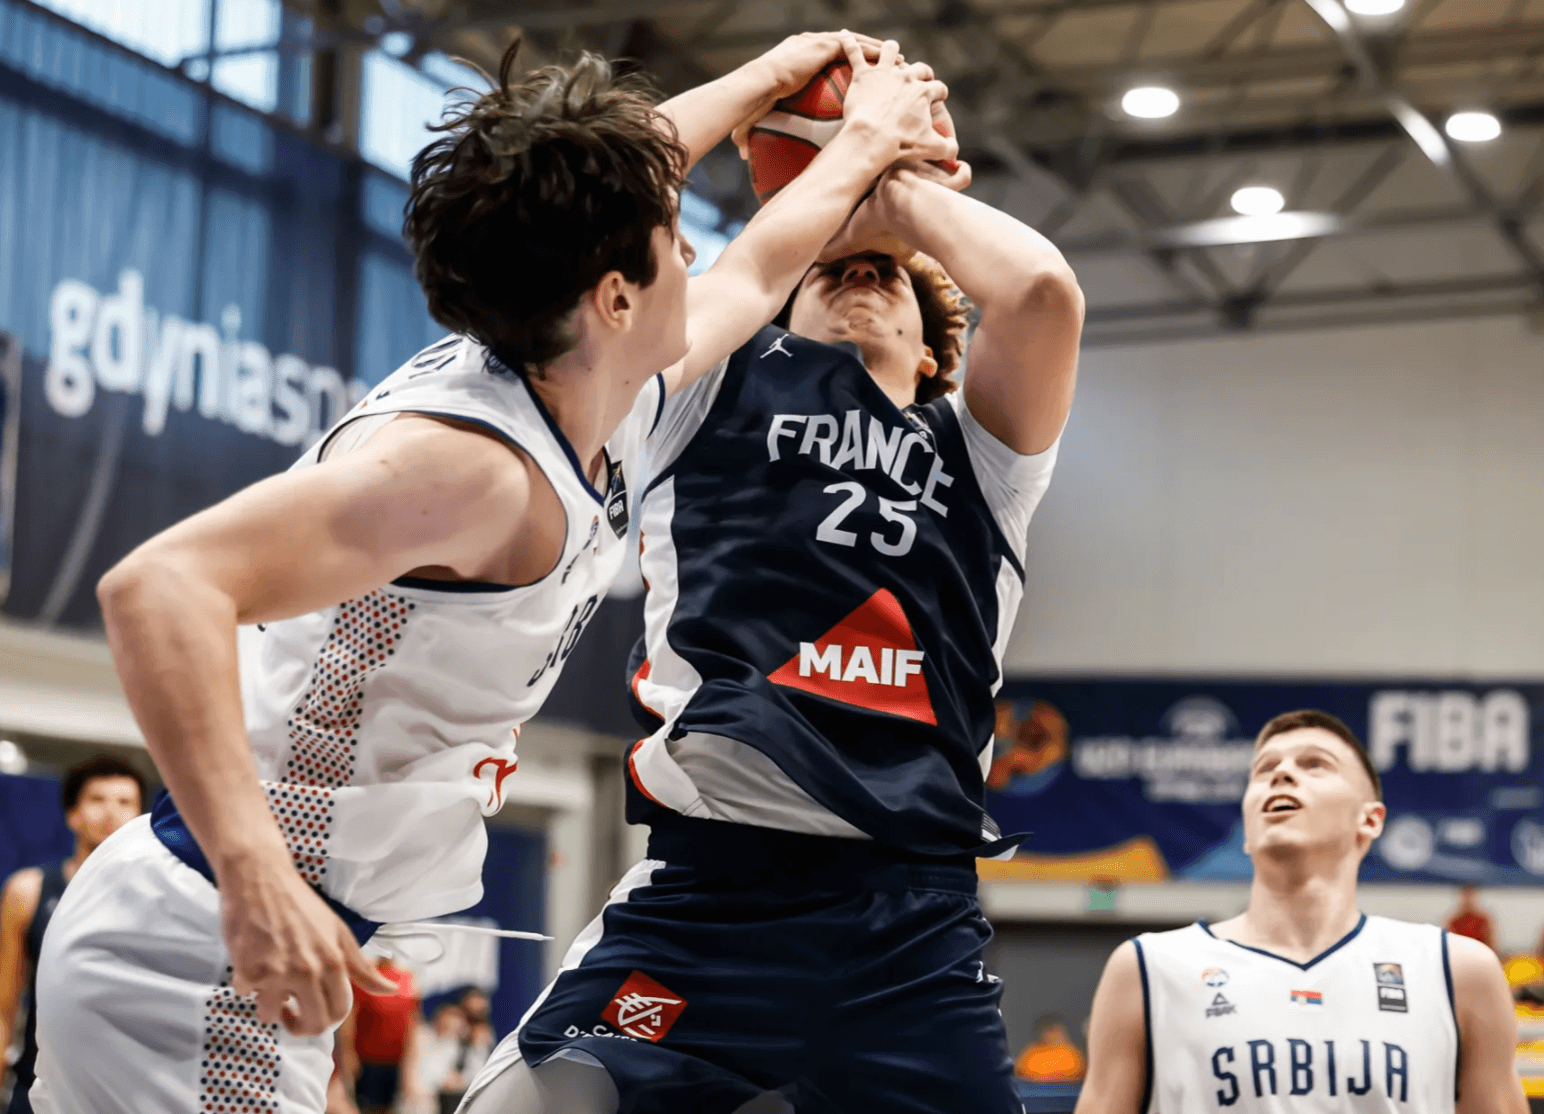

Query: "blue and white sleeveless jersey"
(626, 326), (1058, 856)
(1137, 915), (1459, 1113)
(236, 336), (661, 923)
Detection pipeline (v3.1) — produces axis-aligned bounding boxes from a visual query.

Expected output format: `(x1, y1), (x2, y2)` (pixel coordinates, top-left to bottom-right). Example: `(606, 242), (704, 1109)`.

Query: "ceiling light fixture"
(1345, 0), (1405, 15)
(1445, 111), (1501, 143)
(1121, 86), (1180, 120)
(1230, 186), (1286, 217)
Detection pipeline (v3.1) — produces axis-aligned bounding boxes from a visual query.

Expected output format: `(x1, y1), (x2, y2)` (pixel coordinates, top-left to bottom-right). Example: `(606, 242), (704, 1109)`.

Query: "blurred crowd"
(326, 958), (495, 1114)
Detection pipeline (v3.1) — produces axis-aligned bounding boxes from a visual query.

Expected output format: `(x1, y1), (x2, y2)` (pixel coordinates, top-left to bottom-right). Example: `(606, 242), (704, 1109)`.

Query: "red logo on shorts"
(601, 971), (687, 1042)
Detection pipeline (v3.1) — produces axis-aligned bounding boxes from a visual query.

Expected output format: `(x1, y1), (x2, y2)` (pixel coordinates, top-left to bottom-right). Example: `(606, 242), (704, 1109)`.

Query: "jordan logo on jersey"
(760, 334), (794, 359)
(601, 971), (688, 1042)
(767, 588), (937, 724)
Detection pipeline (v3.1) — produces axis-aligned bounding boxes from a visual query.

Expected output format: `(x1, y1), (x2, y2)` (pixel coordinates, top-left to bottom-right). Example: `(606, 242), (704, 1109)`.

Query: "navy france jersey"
(626, 325), (1058, 856)
(1137, 915), (1459, 1112)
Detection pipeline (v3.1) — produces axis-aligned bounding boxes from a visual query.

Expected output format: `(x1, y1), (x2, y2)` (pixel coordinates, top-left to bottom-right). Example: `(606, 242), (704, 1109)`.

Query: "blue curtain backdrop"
(0, 1), (444, 629)
(0, 773), (73, 881)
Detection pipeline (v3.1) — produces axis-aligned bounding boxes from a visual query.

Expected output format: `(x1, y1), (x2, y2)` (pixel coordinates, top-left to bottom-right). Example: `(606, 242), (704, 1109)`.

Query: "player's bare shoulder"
(355, 412), (563, 585)
(0, 867), (43, 930)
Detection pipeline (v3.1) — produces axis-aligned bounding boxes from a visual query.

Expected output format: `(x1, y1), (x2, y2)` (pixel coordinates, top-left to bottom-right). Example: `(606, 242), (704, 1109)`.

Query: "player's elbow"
(97, 548), (180, 631)
(1014, 264), (1085, 326)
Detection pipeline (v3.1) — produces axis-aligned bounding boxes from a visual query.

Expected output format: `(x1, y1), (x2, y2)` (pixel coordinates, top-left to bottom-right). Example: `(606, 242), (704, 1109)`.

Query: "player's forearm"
(879, 172), (1081, 315)
(715, 120), (896, 312)
(657, 58), (781, 174)
(98, 556), (291, 878)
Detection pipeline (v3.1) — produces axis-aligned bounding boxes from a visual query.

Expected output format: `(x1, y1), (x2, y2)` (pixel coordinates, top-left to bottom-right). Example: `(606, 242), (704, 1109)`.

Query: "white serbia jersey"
(1137, 915), (1458, 1113)
(237, 335), (662, 923)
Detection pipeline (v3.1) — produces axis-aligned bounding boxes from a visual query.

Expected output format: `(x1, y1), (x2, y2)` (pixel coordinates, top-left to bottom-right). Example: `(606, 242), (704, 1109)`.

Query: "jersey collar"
(489, 349), (605, 505)
(1198, 912), (1368, 971)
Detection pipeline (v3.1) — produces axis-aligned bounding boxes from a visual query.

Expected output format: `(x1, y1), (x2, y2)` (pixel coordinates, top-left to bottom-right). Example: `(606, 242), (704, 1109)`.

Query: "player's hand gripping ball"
(746, 60), (959, 205)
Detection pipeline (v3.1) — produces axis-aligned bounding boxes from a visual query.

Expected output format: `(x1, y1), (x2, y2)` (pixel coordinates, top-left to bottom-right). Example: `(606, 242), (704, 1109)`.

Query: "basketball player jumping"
(1076, 709), (1527, 1114)
(461, 100), (1083, 1114)
(29, 35), (953, 1114)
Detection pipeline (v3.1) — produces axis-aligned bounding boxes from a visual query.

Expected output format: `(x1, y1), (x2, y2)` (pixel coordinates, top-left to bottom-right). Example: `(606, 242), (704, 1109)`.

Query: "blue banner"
(986, 679), (1543, 885)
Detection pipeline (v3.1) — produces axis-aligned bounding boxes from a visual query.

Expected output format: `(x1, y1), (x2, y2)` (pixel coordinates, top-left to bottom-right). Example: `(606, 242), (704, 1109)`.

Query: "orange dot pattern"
(198, 969), (280, 1113)
(267, 590), (416, 886)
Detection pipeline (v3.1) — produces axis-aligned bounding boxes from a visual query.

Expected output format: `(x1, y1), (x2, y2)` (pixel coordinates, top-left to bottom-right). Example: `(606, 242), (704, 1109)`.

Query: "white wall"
(1008, 314), (1544, 676)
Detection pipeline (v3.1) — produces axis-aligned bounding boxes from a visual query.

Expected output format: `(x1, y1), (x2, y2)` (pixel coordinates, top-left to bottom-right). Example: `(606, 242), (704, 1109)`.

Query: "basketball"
(746, 61), (957, 205)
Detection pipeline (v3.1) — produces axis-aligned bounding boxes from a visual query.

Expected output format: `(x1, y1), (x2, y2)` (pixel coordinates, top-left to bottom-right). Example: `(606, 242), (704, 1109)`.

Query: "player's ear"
(1362, 800), (1386, 842)
(589, 271), (634, 333)
(917, 344), (939, 380)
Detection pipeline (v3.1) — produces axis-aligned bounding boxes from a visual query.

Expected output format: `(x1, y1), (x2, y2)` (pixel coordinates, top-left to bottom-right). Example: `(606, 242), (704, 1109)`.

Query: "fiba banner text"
(986, 679), (1542, 885)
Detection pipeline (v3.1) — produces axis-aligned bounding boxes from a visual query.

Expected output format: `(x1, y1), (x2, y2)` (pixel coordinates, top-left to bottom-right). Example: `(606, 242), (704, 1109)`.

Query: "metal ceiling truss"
(269, 0), (1544, 342)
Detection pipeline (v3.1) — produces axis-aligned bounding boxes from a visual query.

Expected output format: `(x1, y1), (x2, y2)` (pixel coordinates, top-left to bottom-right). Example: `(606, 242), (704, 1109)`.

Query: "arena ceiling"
(292, 0), (1544, 344)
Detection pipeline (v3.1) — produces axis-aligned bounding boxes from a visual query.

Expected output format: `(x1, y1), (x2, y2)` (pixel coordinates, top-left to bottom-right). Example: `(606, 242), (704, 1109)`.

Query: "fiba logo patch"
(1202, 967), (1229, 988)
(601, 971), (688, 1042)
(1375, 962), (1409, 1013)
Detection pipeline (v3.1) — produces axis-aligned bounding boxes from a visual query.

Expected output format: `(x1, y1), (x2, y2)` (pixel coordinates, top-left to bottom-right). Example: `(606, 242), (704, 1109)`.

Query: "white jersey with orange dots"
(1136, 915), (1459, 1113)
(231, 335), (661, 924)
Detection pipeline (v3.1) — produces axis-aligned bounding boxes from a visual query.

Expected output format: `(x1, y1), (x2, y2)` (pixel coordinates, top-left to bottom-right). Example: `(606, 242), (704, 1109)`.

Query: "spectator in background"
(1447, 885), (1497, 949)
(458, 988), (495, 1080)
(0, 755), (145, 1114)
(340, 954), (424, 1114)
(416, 1002), (469, 1114)
(1014, 1014), (1087, 1083)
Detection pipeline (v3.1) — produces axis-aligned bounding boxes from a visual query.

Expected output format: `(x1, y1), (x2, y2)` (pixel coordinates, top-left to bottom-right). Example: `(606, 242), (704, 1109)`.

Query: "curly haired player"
(463, 78), (1082, 1114)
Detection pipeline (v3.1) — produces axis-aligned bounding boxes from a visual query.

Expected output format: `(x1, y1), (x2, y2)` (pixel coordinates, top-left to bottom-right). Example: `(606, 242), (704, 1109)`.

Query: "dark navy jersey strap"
(391, 575), (517, 593)
(1133, 937), (1154, 1114)
(511, 370), (605, 504)
(1442, 930), (1460, 1099)
(151, 791), (380, 945)
(23, 859), (68, 966)
(649, 372), (667, 436)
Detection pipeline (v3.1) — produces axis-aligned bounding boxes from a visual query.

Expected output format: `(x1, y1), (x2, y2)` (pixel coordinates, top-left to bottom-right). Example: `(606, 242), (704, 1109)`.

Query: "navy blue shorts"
(516, 816), (1020, 1114)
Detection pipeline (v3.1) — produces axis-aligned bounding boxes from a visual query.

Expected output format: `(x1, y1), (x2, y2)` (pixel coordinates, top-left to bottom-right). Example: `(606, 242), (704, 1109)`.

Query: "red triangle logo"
(767, 589), (936, 725)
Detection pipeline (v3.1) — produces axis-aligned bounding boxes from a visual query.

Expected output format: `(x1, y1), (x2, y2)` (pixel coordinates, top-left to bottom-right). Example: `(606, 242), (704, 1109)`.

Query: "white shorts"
(29, 814), (335, 1114)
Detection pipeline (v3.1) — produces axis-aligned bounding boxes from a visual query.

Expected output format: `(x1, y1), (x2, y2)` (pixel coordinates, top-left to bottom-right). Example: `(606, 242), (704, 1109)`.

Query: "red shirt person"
(339, 957), (423, 1113)
(1447, 886), (1496, 950)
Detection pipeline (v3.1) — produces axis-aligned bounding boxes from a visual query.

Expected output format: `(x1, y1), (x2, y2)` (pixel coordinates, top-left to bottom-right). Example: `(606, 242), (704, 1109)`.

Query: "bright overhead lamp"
(1230, 186), (1286, 217)
(1345, 0), (1405, 15)
(1121, 86), (1180, 120)
(1445, 111), (1501, 143)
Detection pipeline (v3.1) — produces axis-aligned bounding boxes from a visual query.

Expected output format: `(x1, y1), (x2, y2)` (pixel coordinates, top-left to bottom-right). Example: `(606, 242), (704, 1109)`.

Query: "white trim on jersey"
(947, 391), (1059, 569)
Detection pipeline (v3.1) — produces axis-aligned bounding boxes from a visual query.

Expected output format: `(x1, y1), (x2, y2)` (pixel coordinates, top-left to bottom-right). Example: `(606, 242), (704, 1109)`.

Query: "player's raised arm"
(660, 35), (955, 394)
(833, 164), (1083, 455)
(1449, 932), (1530, 1114)
(1075, 940), (1149, 1114)
(656, 31), (886, 173)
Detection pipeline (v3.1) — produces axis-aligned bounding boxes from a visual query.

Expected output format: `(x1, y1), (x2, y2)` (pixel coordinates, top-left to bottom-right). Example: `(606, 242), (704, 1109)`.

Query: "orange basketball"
(746, 61), (957, 206)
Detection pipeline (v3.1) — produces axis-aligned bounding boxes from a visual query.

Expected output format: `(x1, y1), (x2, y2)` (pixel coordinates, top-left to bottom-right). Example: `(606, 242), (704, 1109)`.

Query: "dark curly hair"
(903, 253), (971, 405)
(404, 38), (688, 369)
(777, 253), (972, 405)
(62, 754), (146, 813)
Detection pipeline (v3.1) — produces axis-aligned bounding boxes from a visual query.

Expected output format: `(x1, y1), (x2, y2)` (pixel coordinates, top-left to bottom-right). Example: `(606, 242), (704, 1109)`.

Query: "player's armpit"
(1075, 940), (1149, 1114)
(1450, 933), (1530, 1114)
